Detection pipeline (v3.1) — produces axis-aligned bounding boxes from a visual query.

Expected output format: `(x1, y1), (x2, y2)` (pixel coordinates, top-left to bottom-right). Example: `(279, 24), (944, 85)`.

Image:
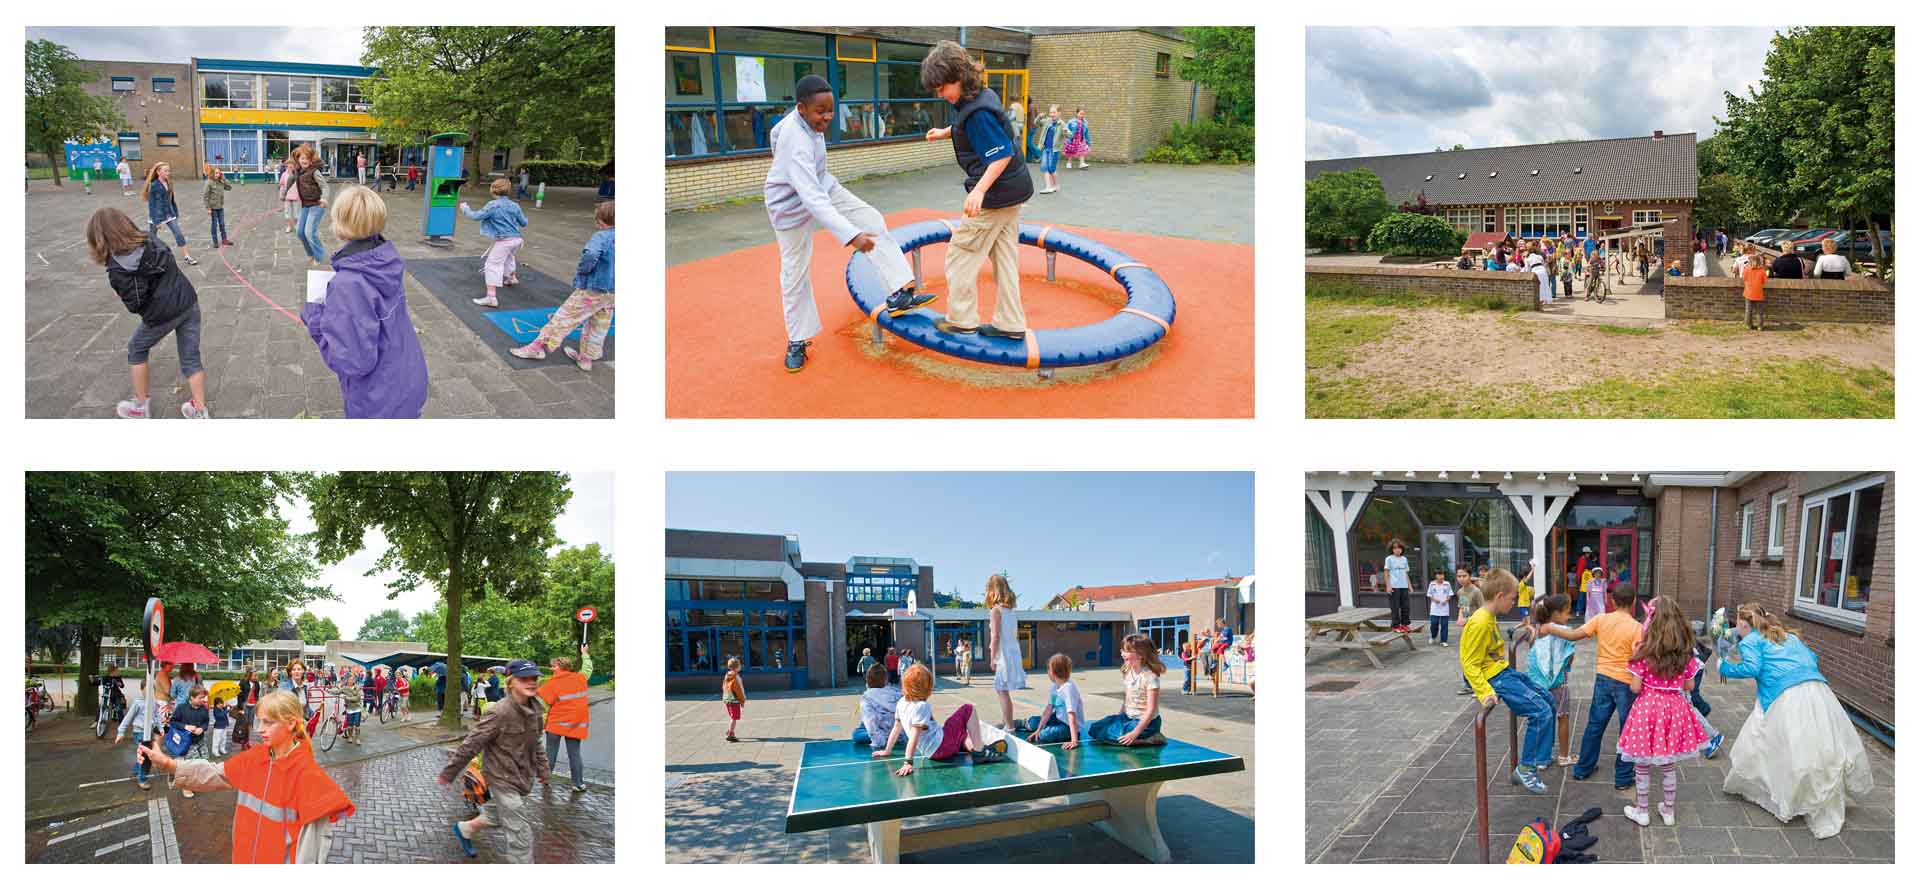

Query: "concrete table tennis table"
(785, 727), (1245, 863)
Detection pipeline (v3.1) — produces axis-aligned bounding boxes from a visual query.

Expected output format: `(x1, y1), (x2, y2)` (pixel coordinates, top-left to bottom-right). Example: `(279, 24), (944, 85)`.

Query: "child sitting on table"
(872, 665), (1007, 775)
(852, 662), (901, 746)
(1018, 654), (1084, 747)
(1088, 634), (1167, 746)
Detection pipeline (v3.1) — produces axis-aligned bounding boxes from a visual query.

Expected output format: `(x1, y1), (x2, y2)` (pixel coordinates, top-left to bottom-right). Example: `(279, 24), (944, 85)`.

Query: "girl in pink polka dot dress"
(1616, 596), (1710, 827)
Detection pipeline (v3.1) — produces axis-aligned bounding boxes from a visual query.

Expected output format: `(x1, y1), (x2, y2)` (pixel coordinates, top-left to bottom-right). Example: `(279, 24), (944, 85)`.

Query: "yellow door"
(984, 70), (1028, 112)
(1017, 623), (1035, 670)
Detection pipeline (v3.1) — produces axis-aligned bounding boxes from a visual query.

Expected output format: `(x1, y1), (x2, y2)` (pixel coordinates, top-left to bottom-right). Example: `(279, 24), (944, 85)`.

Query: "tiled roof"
(1306, 133), (1697, 205)
(1047, 577), (1241, 605)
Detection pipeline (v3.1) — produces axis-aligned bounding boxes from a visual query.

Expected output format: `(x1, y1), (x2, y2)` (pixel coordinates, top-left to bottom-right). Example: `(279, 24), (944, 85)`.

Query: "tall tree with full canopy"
(25, 472), (329, 716)
(305, 472), (571, 729)
(25, 39), (128, 188)
(1177, 27), (1254, 124)
(356, 608), (415, 642)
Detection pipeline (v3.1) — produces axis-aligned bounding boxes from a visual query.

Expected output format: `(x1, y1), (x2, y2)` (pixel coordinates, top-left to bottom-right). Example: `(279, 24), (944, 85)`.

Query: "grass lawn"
(1306, 290), (1894, 418)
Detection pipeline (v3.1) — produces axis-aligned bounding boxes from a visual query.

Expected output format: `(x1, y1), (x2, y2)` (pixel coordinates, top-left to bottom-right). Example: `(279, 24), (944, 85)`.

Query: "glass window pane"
(791, 625), (807, 668)
(667, 628), (687, 672)
(705, 580), (744, 599)
(666, 26), (711, 49)
(1568, 505), (1640, 528)
(689, 633), (714, 672)
(721, 56), (822, 104)
(717, 630), (745, 670)
(667, 53), (713, 102)
(765, 629), (789, 669)
(1407, 496), (1470, 527)
(1351, 496), (1419, 592)
(984, 52), (1027, 69)
(1799, 502), (1826, 602)
(264, 76), (290, 108)
(877, 102), (940, 138)
(880, 63), (934, 100)
(878, 40), (930, 62)
(1305, 501), (1338, 591)
(721, 107), (778, 152)
(836, 101), (879, 141)
(1817, 495), (1850, 608)
(1842, 484), (1881, 612)
(667, 109), (717, 157)
(836, 61), (876, 101)
(716, 28), (827, 57)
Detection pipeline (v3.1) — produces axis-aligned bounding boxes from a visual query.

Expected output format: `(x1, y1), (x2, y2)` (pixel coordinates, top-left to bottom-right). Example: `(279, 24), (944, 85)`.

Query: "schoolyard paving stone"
(666, 162), (1255, 266)
(1305, 618), (1895, 863)
(24, 181), (613, 419)
(664, 665), (1255, 863)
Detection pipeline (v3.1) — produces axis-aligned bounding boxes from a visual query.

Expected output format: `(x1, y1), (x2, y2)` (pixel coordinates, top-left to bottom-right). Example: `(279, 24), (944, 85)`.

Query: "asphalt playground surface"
(665, 163), (1254, 418)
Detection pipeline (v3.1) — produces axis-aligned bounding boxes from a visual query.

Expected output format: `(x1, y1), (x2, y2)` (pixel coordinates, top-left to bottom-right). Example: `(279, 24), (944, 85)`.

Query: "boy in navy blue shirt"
(919, 41), (1035, 339)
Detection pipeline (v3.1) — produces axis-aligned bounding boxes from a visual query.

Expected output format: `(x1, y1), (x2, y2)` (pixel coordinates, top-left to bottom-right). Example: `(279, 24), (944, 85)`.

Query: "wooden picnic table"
(1305, 607), (1415, 669)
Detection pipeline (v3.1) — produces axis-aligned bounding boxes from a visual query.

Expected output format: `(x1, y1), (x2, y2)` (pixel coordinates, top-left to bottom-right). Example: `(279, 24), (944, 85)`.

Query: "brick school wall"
(1306, 265), (1539, 309)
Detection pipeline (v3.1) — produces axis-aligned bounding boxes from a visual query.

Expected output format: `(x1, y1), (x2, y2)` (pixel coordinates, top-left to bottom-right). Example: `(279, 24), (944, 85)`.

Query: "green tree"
(25, 39), (128, 188)
(1305, 168), (1393, 249)
(1716, 26), (1893, 269)
(1178, 27), (1254, 124)
(293, 611), (342, 644)
(360, 27), (614, 189)
(355, 608), (415, 642)
(24, 472), (330, 716)
(1693, 172), (1745, 235)
(305, 472), (571, 729)
(529, 544), (615, 676)
(410, 607), (447, 652)
(1366, 211), (1467, 256)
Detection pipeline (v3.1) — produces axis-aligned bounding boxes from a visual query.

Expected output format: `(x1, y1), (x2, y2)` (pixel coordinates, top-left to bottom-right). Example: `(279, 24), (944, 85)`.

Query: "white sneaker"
(182, 789), (196, 799)
(1623, 804), (1650, 826)
(116, 398), (151, 418)
(473, 295), (499, 307)
(1658, 804), (1675, 826)
(181, 400), (210, 419)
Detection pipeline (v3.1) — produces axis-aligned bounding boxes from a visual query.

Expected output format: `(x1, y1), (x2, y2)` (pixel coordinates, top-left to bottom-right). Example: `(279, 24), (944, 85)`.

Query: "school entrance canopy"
(338, 647), (515, 673)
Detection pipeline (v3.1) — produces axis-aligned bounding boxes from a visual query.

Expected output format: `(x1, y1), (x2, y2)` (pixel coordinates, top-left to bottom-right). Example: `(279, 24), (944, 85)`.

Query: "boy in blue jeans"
(919, 40), (1035, 340)
(764, 74), (936, 372)
(1019, 654), (1084, 746)
(851, 662), (902, 746)
(1461, 569), (1557, 793)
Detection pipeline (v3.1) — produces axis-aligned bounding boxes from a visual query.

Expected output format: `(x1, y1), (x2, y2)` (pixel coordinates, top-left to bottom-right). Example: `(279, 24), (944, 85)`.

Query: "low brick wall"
(1664, 276), (1894, 324)
(1305, 264), (1539, 309)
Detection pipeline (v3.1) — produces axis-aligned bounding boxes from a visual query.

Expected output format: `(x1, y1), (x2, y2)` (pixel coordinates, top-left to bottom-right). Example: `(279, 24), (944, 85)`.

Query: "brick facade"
(1654, 473), (1893, 721)
(1663, 276), (1894, 325)
(78, 60), (198, 180)
(1306, 265), (1539, 308)
(1027, 30), (1216, 163)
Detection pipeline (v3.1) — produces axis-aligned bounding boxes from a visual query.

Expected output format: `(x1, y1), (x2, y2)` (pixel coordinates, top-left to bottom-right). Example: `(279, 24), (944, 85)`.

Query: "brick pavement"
(664, 666), (1255, 863)
(1305, 619), (1896, 863)
(24, 180), (614, 418)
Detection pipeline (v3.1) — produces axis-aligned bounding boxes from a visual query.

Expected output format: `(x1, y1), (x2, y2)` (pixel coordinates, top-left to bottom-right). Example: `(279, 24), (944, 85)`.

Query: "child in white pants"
(209, 696), (231, 758)
(764, 74), (935, 372)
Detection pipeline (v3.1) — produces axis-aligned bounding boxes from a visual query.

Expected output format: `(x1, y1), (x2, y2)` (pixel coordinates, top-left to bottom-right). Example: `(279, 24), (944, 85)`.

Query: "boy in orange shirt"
(1741, 244), (1769, 330)
(1543, 584), (1643, 789)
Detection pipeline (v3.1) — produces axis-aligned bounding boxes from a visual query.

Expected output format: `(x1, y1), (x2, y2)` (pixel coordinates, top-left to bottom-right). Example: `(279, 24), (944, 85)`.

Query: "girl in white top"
(1693, 247), (1709, 277)
(986, 574), (1026, 729)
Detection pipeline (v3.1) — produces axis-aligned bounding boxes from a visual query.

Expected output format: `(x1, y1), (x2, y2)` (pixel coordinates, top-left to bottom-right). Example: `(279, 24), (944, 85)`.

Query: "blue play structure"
(845, 220), (1176, 374)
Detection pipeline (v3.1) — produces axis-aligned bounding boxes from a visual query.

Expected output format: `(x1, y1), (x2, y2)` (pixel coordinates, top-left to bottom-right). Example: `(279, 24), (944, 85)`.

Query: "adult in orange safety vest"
(141, 689), (354, 862)
(537, 643), (594, 792)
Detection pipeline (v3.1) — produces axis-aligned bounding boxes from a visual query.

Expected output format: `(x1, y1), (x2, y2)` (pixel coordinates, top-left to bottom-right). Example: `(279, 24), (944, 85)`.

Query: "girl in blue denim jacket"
(511, 201), (615, 371)
(460, 178), (529, 307)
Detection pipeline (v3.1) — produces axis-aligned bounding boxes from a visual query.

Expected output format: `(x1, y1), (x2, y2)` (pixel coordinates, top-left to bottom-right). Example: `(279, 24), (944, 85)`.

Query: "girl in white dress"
(987, 574), (1027, 729)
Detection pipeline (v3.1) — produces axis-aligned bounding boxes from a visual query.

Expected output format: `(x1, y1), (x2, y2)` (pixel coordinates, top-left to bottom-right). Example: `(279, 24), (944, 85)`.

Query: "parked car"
(1742, 228), (1792, 246)
(1778, 228), (1846, 253)
(1793, 230), (1892, 258)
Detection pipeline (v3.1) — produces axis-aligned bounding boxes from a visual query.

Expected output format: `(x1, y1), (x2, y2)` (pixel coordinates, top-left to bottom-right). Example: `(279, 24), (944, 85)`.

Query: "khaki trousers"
(773, 184), (913, 343)
(473, 787), (533, 863)
(943, 204), (1026, 332)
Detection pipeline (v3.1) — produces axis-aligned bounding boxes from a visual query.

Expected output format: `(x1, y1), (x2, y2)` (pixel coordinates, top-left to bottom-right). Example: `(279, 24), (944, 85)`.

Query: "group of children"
(765, 40), (1034, 373)
(86, 146), (617, 418)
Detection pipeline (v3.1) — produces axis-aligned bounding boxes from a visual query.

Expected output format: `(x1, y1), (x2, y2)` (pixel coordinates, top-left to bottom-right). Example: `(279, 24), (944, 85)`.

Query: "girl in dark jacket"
(87, 207), (211, 418)
(141, 163), (197, 266)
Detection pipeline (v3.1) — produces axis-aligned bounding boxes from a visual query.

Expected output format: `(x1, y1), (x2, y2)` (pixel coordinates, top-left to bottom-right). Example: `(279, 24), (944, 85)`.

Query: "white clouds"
(27, 27), (371, 66)
(1306, 119), (1392, 160)
(1307, 27), (1782, 155)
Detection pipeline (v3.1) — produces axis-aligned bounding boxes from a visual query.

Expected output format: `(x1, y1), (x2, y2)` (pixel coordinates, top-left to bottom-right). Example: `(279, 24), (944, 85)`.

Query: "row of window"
(1440, 205), (1652, 237)
(111, 76), (174, 93)
(1736, 478), (1884, 617)
(666, 601), (807, 674)
(200, 73), (370, 112)
(1137, 616), (1191, 656)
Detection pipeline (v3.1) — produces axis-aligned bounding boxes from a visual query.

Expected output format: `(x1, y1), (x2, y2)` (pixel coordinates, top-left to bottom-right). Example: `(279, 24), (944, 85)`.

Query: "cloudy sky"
(27, 27), (369, 66)
(1306, 27), (1781, 160)
(282, 472), (614, 641)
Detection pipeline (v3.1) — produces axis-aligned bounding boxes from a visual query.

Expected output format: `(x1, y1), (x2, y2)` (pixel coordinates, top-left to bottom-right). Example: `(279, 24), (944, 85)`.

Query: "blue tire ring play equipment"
(846, 219), (1175, 369)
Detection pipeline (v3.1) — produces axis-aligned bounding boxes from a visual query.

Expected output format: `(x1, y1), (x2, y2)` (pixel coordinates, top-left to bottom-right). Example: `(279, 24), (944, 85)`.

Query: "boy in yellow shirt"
(1460, 569), (1557, 793)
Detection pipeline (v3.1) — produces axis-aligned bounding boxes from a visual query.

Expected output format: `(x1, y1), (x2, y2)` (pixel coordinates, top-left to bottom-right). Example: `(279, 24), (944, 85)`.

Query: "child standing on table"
(986, 574), (1027, 729)
(762, 74), (936, 373)
(462, 178), (529, 308)
(920, 41), (1036, 340)
(1617, 597), (1712, 827)
(1460, 570), (1558, 793)
(1020, 654), (1085, 746)
(722, 657), (746, 743)
(872, 665), (1008, 775)
(1425, 569), (1454, 647)
(1088, 634), (1167, 746)
(511, 200), (615, 371)
(851, 662), (901, 746)
(89, 206), (212, 419)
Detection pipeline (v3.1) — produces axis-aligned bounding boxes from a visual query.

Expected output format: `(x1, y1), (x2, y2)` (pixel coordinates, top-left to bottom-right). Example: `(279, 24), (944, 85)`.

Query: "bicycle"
(26, 678), (51, 731)
(305, 687), (344, 752)
(93, 678), (128, 740)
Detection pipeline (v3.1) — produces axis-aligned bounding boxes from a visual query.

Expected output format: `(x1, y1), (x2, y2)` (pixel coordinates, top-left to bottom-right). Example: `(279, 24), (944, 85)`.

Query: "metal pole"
(1475, 697), (1493, 863)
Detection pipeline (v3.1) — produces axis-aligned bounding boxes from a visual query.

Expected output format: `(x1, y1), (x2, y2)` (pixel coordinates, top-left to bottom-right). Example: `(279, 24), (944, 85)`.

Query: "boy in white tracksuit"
(764, 74), (935, 372)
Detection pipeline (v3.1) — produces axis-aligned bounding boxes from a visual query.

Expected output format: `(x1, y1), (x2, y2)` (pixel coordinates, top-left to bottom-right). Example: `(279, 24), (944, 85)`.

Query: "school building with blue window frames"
(666, 529), (1229, 693)
(664, 26), (1218, 210)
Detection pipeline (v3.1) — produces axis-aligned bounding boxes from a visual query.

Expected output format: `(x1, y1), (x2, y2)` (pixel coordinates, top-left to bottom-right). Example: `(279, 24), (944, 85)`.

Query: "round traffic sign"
(143, 597), (165, 657)
(576, 606), (597, 623)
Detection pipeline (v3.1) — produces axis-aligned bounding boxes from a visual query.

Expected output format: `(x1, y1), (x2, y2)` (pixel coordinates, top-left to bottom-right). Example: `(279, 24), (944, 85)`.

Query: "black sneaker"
(978, 324), (1026, 340)
(885, 288), (938, 317)
(934, 320), (978, 336)
(784, 340), (810, 373)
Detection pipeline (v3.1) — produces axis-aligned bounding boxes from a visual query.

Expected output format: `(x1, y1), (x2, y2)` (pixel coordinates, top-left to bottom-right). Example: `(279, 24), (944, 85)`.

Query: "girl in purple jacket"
(300, 186), (428, 418)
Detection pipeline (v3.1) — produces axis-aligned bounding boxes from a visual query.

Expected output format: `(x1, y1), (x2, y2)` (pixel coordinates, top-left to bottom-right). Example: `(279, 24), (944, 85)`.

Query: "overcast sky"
(1306, 27), (1782, 160)
(282, 472), (613, 641)
(27, 27), (369, 66)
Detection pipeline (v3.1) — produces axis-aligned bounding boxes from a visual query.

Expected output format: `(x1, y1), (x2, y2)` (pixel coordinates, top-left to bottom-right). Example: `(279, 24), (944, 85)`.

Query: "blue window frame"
(846, 573), (915, 603)
(111, 76), (135, 92)
(665, 28), (951, 161)
(666, 598), (807, 688)
(1137, 616), (1191, 658)
(934, 621), (984, 667)
(152, 77), (176, 93)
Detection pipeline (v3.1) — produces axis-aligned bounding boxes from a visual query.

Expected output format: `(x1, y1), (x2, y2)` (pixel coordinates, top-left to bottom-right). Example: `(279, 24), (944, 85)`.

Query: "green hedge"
(1142, 120), (1256, 165)
(519, 160), (610, 189)
(1366, 212), (1467, 256)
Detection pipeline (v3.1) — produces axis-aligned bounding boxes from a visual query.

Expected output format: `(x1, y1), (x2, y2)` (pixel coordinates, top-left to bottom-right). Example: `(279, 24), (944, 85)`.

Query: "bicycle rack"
(1472, 638), (1522, 864)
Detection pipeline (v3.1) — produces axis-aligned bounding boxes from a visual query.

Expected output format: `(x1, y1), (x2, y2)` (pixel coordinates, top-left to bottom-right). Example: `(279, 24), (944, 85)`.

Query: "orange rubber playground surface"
(667, 208), (1253, 417)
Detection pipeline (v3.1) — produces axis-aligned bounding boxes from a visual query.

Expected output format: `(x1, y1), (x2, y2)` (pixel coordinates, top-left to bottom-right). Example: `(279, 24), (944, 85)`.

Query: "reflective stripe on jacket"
(223, 740), (354, 863)
(538, 671), (591, 740)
